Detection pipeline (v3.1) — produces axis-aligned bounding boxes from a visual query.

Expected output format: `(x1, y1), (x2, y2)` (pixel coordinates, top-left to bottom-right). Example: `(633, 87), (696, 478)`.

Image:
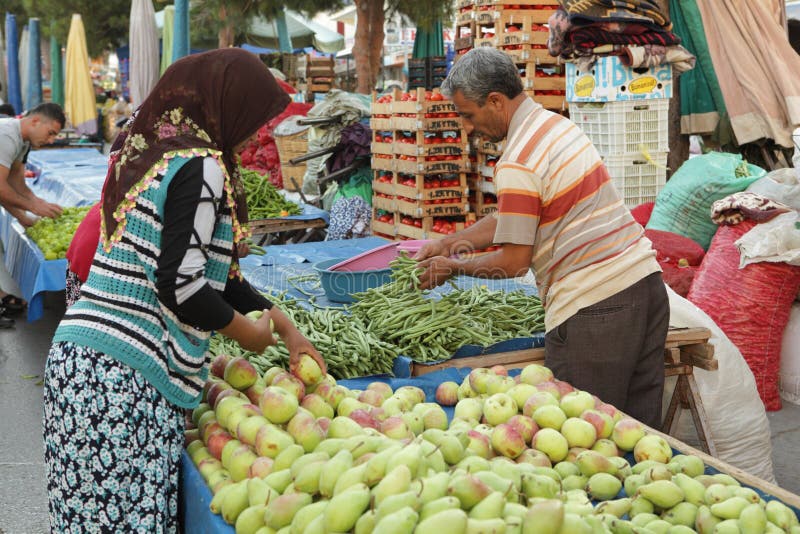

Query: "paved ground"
(0, 261), (798, 533)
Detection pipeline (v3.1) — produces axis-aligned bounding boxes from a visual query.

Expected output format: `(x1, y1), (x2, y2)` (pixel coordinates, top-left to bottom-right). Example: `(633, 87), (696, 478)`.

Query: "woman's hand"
(237, 241), (251, 257)
(219, 308), (276, 353)
(285, 329), (327, 376)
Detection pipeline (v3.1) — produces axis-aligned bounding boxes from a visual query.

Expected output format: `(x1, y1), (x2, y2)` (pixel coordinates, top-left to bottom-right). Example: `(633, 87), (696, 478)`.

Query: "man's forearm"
(0, 183), (34, 211)
(452, 242), (532, 281)
(440, 214), (499, 255)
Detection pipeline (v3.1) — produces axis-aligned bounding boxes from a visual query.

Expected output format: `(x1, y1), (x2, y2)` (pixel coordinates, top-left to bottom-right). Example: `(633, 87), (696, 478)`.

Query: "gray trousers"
(545, 272), (669, 429)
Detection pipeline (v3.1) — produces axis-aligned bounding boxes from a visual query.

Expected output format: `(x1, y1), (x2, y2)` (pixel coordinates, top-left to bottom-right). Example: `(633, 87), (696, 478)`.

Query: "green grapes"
(26, 206), (92, 261)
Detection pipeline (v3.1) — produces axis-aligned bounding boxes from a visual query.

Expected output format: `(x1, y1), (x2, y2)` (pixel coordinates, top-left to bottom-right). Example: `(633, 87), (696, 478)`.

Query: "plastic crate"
(603, 152), (668, 208)
(570, 99), (669, 155)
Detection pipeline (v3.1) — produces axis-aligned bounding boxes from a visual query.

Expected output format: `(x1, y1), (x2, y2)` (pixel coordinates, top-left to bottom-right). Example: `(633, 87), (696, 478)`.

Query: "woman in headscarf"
(43, 49), (325, 532)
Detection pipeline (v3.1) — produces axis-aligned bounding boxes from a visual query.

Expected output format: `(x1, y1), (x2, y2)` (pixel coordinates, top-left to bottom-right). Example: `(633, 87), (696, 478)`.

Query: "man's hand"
(15, 212), (37, 228)
(30, 198), (62, 219)
(413, 239), (450, 262)
(417, 256), (458, 290)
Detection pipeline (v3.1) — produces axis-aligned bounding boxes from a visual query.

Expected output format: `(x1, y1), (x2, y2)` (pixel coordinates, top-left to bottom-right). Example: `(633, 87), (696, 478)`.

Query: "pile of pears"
(187, 361), (800, 534)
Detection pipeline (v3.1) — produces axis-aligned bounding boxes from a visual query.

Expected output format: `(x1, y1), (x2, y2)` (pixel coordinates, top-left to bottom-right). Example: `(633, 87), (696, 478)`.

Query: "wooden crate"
(456, 9), (475, 24)
(521, 66), (566, 92)
(391, 88), (458, 115)
(395, 197), (470, 218)
(395, 172), (469, 200)
(369, 117), (393, 131)
(491, 4), (558, 23)
(472, 136), (505, 155)
(372, 170), (395, 195)
(396, 213), (476, 240)
(393, 130), (469, 157)
(371, 154), (395, 172)
(528, 91), (568, 111)
(473, 190), (498, 216)
(392, 116), (464, 131)
(527, 46), (562, 65)
(501, 44), (534, 64)
(394, 155), (471, 175)
(372, 194), (396, 212)
(371, 209), (397, 236)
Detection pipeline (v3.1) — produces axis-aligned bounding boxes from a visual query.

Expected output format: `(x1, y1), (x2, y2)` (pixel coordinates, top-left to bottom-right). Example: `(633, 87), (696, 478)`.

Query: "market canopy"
(246, 11), (344, 54)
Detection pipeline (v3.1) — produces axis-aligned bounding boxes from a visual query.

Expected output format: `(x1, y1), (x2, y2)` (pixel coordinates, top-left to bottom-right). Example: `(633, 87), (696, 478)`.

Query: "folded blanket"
(711, 191), (793, 225)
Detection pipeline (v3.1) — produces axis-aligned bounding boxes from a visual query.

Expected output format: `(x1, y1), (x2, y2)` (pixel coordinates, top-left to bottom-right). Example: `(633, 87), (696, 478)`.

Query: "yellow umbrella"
(65, 14), (97, 136)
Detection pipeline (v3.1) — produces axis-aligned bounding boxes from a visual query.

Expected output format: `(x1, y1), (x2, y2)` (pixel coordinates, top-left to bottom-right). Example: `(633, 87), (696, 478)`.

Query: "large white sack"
(665, 286), (776, 483)
(780, 303), (800, 405)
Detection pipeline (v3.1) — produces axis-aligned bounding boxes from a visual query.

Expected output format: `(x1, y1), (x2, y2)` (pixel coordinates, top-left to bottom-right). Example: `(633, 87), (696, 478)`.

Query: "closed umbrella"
(412, 20), (444, 59)
(160, 5), (175, 74)
(5, 13), (22, 113)
(50, 32), (64, 107)
(172, 0), (190, 61)
(26, 18), (42, 109)
(65, 14), (97, 136)
(129, 0), (160, 107)
(0, 25), (7, 104)
(19, 25), (28, 109)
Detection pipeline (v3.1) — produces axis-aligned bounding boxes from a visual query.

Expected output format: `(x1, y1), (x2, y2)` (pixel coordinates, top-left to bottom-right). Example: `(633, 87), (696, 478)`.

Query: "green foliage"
(22, 0), (130, 57)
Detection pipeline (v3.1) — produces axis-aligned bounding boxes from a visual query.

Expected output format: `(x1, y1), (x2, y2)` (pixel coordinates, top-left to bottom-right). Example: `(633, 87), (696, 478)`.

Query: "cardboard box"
(566, 55), (672, 102)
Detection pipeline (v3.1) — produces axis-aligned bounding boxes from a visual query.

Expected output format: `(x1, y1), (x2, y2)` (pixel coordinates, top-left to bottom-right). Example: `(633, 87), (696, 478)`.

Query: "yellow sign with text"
(573, 75), (596, 98)
(629, 76), (658, 95)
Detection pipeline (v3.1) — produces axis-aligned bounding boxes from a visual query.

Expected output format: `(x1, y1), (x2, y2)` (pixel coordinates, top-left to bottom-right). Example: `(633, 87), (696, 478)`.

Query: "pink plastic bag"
(687, 220), (800, 410)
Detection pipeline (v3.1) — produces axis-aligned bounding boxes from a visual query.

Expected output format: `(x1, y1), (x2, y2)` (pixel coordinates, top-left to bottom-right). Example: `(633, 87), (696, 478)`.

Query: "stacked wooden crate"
(369, 89), (476, 240)
(454, 0), (567, 113)
(468, 136), (502, 218)
(307, 56), (335, 93)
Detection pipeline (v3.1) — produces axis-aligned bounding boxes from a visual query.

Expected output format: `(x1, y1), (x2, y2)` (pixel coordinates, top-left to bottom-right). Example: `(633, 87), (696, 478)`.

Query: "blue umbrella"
(172, 0), (189, 61)
(5, 13), (22, 114)
(26, 18), (42, 108)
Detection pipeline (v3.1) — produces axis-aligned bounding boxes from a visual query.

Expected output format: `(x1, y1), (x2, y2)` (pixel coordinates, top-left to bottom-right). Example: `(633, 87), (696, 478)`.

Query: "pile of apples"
(186, 359), (800, 534)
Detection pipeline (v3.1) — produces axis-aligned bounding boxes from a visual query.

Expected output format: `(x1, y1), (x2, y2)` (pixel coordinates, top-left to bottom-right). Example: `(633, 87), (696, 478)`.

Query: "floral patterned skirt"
(43, 342), (185, 533)
(65, 267), (82, 308)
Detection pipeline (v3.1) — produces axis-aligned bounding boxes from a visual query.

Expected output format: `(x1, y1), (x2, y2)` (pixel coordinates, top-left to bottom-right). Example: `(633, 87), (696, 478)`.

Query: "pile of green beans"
(347, 253), (546, 362)
(209, 294), (396, 379)
(240, 167), (302, 219)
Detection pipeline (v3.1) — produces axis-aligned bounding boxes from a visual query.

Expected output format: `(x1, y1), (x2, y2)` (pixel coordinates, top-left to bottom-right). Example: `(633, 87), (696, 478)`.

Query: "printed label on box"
(566, 56), (672, 102)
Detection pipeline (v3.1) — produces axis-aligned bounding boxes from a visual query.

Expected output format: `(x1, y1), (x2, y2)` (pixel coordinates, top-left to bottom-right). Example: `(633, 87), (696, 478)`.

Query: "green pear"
(416, 508), (469, 534)
(733, 487), (761, 504)
(629, 496), (655, 517)
(323, 483), (372, 532)
(372, 505), (419, 534)
(475, 470), (519, 501)
(506, 515), (523, 534)
(210, 481), (236, 515)
(332, 463), (367, 495)
(557, 513), (592, 534)
(623, 473), (646, 498)
(704, 484), (735, 505)
(301, 514), (324, 534)
(373, 464), (413, 507)
(738, 502), (767, 534)
(346, 434), (385, 459)
(318, 449), (353, 498)
(663, 525), (694, 534)
(289, 452), (329, 478)
(420, 496), (462, 521)
(713, 519), (743, 533)
(629, 512), (659, 527)
(292, 460), (325, 494)
(416, 471), (451, 503)
(765, 499), (799, 530)
(593, 497), (632, 518)
(221, 480), (250, 524)
(262, 468), (292, 494)
(643, 518), (672, 534)
(710, 496), (749, 520)
(489, 458), (523, 490)
(234, 504), (267, 534)
(632, 460), (661, 475)
(289, 499), (328, 534)
(522, 499), (564, 534)
(364, 445), (402, 486)
(447, 474), (493, 510)
(562, 475), (589, 492)
(457, 455), (492, 474)
(247, 477), (279, 506)
(662, 501), (697, 527)
(386, 442), (424, 477)
(694, 504), (721, 534)
(503, 502), (529, 520)
(642, 464), (673, 483)
(354, 509), (376, 534)
(440, 434), (467, 465)
(575, 450), (617, 478)
(419, 439), (448, 473)
(586, 472), (622, 501)
(563, 502), (594, 517)
(469, 491), (506, 519)
(313, 438), (348, 457)
(376, 490), (422, 522)
(671, 454), (705, 478)
(712, 473), (741, 487)
(521, 473), (560, 499)
(272, 444), (305, 472)
(263, 492), (312, 530)
(671, 473), (706, 506)
(637, 480), (684, 510)
(554, 461), (581, 480)
(466, 517), (507, 533)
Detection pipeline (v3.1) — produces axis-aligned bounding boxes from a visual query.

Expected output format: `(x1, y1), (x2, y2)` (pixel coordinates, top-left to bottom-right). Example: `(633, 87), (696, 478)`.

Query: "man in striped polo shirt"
(416, 47), (669, 428)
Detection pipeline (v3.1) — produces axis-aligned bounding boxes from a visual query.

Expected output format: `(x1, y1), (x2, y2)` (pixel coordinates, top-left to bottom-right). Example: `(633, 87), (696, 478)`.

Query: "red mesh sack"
(660, 262), (697, 297)
(630, 202), (655, 226)
(687, 220), (800, 410)
(645, 229), (706, 266)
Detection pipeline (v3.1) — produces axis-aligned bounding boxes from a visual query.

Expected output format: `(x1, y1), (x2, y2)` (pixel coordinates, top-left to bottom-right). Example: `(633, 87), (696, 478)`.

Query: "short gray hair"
(440, 48), (523, 106)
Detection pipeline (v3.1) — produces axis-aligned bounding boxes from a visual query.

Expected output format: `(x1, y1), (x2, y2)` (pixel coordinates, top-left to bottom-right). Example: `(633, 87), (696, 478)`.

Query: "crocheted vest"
(54, 155), (235, 408)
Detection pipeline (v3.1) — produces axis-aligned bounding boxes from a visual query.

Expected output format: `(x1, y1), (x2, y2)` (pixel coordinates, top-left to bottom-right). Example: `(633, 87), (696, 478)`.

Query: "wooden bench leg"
(661, 377), (682, 435)
(680, 373), (718, 457)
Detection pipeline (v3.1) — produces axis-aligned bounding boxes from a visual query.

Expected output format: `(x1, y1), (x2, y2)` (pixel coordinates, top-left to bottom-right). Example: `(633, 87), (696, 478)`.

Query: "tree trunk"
(368, 1), (385, 92)
(217, 5), (235, 49)
(353, 0), (373, 94)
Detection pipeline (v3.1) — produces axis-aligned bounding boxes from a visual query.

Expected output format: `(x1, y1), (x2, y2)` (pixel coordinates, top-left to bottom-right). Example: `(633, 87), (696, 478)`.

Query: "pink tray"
(329, 240), (433, 272)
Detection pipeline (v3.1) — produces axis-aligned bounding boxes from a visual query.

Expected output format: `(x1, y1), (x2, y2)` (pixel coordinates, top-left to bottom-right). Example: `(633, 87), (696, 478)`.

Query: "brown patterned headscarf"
(101, 48), (290, 239)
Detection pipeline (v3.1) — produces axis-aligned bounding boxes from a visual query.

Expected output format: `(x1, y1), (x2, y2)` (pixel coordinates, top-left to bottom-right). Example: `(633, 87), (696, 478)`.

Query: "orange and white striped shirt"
(493, 97), (660, 332)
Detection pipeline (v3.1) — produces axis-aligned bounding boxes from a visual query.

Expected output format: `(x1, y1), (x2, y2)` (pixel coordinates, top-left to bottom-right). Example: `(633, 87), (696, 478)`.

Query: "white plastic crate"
(571, 99), (669, 155)
(603, 152), (668, 208)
